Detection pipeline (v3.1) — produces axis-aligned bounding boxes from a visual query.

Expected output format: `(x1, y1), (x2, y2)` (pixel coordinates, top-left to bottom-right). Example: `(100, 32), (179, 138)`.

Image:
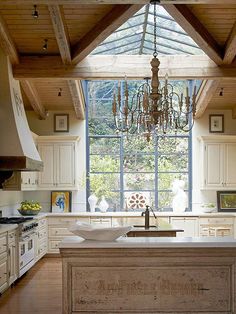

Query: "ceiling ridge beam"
(0, 13), (19, 65)
(20, 80), (47, 119)
(194, 79), (220, 119)
(223, 21), (236, 65)
(71, 4), (143, 64)
(13, 55), (236, 80)
(48, 5), (71, 65)
(162, 4), (223, 65)
(68, 80), (85, 120)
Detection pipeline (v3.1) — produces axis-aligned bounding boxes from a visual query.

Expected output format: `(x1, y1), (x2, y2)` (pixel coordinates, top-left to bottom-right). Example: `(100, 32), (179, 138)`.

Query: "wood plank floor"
(0, 257), (62, 314)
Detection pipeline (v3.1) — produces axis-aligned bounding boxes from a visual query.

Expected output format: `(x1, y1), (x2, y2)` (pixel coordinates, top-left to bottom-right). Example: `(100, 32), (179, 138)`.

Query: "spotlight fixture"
(58, 88), (62, 97)
(32, 5), (39, 19)
(42, 39), (48, 51)
(219, 87), (224, 96)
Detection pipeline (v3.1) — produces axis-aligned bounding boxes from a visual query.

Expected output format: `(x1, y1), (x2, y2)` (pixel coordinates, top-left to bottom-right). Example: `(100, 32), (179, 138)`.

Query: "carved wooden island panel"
(60, 237), (236, 314)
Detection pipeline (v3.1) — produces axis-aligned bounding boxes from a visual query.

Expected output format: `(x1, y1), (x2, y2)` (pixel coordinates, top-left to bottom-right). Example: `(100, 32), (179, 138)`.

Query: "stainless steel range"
(0, 217), (38, 277)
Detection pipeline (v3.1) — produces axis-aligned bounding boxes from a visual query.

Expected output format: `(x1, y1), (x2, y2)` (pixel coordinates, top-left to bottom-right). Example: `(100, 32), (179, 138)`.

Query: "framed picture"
(54, 114), (69, 132)
(217, 191), (236, 212)
(51, 191), (72, 213)
(209, 114), (224, 133)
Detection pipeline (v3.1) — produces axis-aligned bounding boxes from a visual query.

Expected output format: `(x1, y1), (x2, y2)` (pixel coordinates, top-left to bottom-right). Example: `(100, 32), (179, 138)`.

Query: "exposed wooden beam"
(71, 4), (143, 64)
(0, 14), (19, 65)
(162, 4), (223, 65)
(67, 80), (85, 120)
(2, 1), (236, 4)
(48, 5), (71, 65)
(20, 80), (47, 119)
(223, 22), (236, 65)
(194, 80), (220, 119)
(13, 55), (236, 80)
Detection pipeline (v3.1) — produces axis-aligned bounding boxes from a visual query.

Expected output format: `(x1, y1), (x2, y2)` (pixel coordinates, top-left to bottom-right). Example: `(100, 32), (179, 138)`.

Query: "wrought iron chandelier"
(112, 0), (197, 142)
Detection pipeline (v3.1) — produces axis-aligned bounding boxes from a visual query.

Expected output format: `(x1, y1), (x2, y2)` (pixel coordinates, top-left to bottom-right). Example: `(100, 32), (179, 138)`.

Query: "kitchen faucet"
(141, 205), (157, 229)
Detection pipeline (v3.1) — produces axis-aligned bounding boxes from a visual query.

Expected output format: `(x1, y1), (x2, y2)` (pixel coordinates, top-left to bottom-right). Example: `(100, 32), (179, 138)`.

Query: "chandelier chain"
(153, 2), (158, 57)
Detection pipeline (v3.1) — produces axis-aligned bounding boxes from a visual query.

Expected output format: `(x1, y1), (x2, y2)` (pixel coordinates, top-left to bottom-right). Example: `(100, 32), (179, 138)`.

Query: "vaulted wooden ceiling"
(0, 0), (236, 120)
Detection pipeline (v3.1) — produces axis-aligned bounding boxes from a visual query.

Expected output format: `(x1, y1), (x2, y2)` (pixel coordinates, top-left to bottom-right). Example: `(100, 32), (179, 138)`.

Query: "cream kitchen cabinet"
(170, 217), (199, 237)
(0, 233), (8, 294)
(35, 217), (47, 262)
(37, 136), (79, 190)
(199, 217), (234, 237)
(200, 136), (236, 189)
(47, 216), (89, 253)
(8, 230), (17, 285)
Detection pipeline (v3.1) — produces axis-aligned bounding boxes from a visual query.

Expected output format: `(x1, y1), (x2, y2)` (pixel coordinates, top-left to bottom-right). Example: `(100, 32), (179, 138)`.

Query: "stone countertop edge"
(59, 236), (236, 249)
(0, 224), (18, 234)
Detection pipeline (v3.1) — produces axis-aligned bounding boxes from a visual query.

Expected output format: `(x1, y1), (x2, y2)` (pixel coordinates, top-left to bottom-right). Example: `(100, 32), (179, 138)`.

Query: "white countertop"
(59, 236), (236, 249)
(0, 224), (18, 234)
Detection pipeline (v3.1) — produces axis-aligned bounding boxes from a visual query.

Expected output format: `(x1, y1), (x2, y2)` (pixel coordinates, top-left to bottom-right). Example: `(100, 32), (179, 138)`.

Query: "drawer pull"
(198, 288), (210, 291)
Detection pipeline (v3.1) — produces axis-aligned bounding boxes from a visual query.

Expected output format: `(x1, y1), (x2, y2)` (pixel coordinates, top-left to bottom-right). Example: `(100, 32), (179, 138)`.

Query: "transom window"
(86, 80), (192, 212)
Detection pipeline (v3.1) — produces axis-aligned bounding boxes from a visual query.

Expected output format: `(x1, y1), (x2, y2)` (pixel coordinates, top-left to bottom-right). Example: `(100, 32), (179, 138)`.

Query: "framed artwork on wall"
(51, 191), (72, 213)
(54, 114), (69, 132)
(209, 114), (224, 133)
(217, 191), (236, 212)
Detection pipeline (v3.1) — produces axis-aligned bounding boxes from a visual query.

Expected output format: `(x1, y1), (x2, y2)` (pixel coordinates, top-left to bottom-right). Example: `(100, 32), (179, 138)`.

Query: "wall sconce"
(43, 39), (48, 51)
(58, 88), (62, 97)
(219, 87), (224, 96)
(32, 5), (39, 19)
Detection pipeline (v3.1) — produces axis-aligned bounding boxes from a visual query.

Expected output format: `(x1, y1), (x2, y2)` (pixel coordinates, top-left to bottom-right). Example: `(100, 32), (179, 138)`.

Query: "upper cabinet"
(200, 136), (236, 190)
(37, 136), (80, 190)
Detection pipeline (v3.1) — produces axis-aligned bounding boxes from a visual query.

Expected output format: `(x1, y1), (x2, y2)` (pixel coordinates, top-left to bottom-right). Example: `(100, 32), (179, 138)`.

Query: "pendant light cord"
(153, 1), (158, 57)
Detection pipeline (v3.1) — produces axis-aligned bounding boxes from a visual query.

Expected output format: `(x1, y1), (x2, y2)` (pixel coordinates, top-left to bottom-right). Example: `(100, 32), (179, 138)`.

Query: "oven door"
(19, 234), (35, 277)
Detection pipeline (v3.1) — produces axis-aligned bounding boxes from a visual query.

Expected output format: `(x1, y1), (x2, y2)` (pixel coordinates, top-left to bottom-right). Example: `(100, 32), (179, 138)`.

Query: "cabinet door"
(38, 144), (55, 188)
(170, 217), (199, 237)
(204, 143), (224, 189)
(8, 243), (17, 285)
(224, 143), (236, 187)
(56, 143), (75, 188)
(0, 257), (8, 293)
(21, 172), (38, 190)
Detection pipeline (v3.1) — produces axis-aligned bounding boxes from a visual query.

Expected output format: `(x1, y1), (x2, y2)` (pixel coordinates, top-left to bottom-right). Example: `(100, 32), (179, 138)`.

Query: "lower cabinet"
(170, 217), (199, 237)
(199, 217), (234, 237)
(8, 230), (17, 285)
(0, 232), (8, 294)
(47, 217), (90, 253)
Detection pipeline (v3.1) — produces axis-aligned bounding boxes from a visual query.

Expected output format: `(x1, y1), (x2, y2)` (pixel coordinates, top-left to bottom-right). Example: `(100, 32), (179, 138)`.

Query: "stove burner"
(0, 217), (33, 224)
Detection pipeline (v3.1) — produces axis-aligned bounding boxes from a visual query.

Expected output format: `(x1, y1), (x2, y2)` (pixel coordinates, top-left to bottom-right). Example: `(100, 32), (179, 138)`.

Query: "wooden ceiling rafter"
(0, 13), (19, 65)
(162, 4), (224, 65)
(20, 80), (47, 119)
(223, 21), (236, 64)
(67, 80), (85, 120)
(48, 5), (72, 65)
(13, 55), (236, 80)
(71, 4), (143, 64)
(2, 1), (236, 4)
(194, 79), (220, 119)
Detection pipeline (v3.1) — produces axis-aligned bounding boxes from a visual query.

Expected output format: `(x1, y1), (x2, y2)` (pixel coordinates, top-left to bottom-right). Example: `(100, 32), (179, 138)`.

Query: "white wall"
(25, 110), (87, 212)
(192, 109), (236, 211)
(0, 190), (23, 217)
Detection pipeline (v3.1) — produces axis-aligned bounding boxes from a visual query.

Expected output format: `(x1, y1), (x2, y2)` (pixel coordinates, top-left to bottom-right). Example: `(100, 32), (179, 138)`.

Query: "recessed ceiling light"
(43, 39), (48, 51)
(32, 5), (39, 19)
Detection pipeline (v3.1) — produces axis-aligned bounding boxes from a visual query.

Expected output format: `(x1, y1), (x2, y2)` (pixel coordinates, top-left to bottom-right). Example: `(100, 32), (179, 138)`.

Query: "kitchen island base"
(60, 237), (236, 314)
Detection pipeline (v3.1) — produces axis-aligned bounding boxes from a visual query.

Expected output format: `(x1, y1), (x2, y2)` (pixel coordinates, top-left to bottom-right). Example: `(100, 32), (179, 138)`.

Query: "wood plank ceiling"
(0, 1), (236, 119)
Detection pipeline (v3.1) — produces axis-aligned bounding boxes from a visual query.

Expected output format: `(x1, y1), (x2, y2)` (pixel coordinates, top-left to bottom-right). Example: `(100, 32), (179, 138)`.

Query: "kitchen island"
(60, 237), (236, 314)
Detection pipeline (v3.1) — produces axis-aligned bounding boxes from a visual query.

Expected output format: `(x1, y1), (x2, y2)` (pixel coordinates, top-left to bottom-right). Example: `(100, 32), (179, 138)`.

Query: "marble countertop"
(0, 224), (18, 234)
(59, 236), (236, 249)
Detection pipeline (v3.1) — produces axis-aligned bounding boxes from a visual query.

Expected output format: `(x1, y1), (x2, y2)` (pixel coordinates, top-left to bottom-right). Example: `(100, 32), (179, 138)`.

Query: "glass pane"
(124, 191), (153, 210)
(89, 173), (120, 198)
(90, 137), (120, 154)
(90, 155), (120, 173)
(124, 173), (155, 190)
(158, 154), (188, 172)
(123, 154), (155, 172)
(158, 191), (172, 209)
(157, 137), (188, 154)
(103, 192), (120, 212)
(123, 135), (155, 154)
(158, 173), (188, 190)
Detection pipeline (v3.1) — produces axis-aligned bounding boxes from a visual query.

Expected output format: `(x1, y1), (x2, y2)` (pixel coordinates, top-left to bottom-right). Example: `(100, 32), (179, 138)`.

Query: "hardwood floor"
(0, 257), (62, 314)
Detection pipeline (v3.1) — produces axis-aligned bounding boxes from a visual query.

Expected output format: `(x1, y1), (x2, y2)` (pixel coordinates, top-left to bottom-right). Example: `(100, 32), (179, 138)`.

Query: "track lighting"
(32, 5), (39, 19)
(219, 87), (224, 96)
(42, 39), (48, 51)
(58, 88), (62, 97)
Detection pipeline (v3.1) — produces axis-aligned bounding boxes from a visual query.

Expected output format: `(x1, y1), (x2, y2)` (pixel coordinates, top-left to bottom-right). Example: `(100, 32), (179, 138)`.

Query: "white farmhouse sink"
(69, 222), (132, 241)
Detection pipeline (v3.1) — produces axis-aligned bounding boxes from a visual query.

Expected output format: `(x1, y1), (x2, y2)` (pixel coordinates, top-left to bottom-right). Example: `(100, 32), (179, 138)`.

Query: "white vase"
(98, 196), (109, 213)
(88, 194), (98, 212)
